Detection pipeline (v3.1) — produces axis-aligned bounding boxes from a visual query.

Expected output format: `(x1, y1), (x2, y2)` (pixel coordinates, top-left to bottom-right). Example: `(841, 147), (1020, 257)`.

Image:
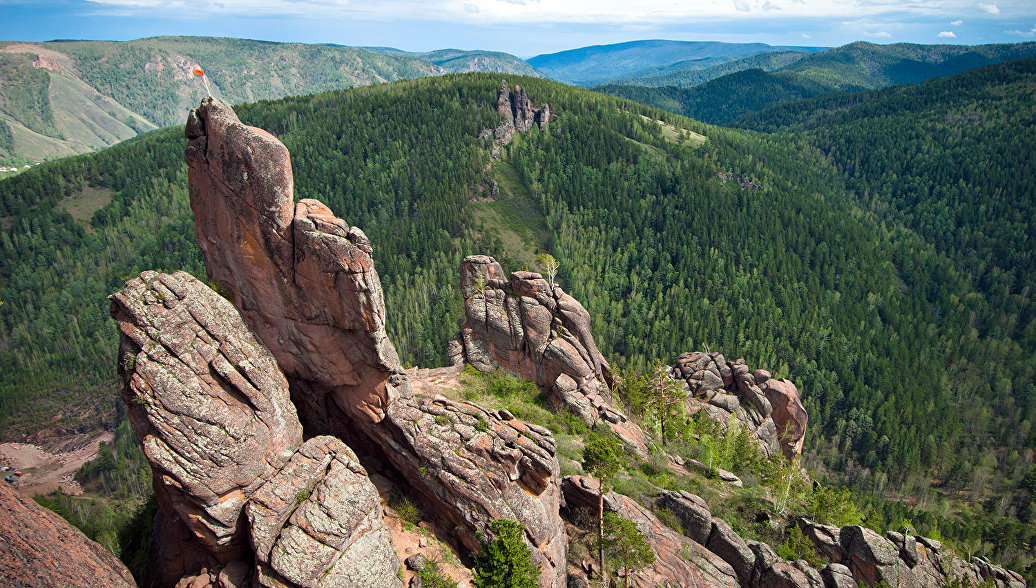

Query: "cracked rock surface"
(110, 270), (400, 588)
(672, 351), (807, 458)
(451, 255), (647, 455)
(184, 98), (566, 587)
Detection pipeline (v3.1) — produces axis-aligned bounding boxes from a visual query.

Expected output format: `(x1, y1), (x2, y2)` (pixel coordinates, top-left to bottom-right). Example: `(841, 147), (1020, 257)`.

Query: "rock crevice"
(184, 98), (566, 587)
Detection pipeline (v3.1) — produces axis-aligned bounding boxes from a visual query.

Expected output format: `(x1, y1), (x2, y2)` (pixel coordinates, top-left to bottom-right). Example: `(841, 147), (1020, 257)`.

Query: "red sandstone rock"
(185, 98), (566, 587)
(762, 377), (808, 458)
(453, 255), (648, 456)
(0, 481), (137, 587)
(561, 476), (738, 588)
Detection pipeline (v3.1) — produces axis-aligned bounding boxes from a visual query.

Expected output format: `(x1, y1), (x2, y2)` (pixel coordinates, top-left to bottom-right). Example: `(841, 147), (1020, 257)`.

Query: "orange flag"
(193, 68), (204, 76)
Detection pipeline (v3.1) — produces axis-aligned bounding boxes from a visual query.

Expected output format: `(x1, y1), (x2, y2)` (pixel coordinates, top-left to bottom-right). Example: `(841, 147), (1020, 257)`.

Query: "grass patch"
(470, 161), (550, 271)
(59, 184), (113, 223)
(639, 114), (707, 147)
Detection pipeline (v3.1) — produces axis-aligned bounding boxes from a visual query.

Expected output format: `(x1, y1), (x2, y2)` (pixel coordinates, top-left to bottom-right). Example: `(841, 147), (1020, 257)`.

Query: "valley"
(0, 27), (1032, 588)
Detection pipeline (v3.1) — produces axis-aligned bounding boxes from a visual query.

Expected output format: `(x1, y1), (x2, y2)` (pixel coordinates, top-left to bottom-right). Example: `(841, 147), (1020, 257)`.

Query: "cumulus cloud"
(950, 19), (963, 25)
(980, 3), (1000, 14)
(1006, 24), (1036, 36)
(937, 30), (956, 37)
(866, 31), (892, 38)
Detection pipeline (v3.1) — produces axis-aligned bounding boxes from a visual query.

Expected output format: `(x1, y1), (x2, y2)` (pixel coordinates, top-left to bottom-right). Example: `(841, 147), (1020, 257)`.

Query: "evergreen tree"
(582, 432), (625, 582)
(473, 518), (540, 588)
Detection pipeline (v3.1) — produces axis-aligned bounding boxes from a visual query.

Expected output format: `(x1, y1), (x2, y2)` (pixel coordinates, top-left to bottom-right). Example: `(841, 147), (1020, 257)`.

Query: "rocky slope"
(450, 254), (647, 455)
(673, 351), (807, 458)
(0, 480), (137, 587)
(180, 97), (566, 586)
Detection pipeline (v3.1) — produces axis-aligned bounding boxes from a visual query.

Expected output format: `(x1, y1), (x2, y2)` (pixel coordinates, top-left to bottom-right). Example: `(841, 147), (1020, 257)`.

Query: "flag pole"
(193, 68), (212, 98)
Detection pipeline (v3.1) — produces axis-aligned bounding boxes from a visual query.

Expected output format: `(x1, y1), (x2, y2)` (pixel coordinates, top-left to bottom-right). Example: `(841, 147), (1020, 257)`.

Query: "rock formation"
(110, 270), (401, 588)
(672, 351), (807, 458)
(797, 518), (1027, 588)
(487, 80), (550, 145)
(561, 476), (739, 588)
(450, 255), (647, 454)
(0, 481), (137, 588)
(184, 97), (566, 586)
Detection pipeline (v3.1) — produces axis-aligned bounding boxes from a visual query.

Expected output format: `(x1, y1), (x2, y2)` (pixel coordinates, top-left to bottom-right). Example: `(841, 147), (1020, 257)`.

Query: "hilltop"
(526, 39), (823, 86)
(0, 36), (534, 164)
(599, 40), (1036, 124)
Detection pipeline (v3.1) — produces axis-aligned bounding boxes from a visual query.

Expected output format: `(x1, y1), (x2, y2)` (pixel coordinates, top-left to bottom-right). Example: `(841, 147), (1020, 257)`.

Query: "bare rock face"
(453, 255), (647, 455)
(657, 490), (713, 545)
(247, 436), (400, 588)
(673, 351), (807, 458)
(110, 270), (401, 588)
(110, 270), (303, 568)
(797, 518), (1026, 588)
(488, 80), (550, 145)
(185, 98), (566, 587)
(561, 476), (739, 588)
(0, 482), (137, 588)
(761, 377), (808, 458)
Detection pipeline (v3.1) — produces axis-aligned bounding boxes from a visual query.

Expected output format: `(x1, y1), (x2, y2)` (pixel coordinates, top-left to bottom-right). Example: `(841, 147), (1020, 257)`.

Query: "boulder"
(185, 98), (566, 587)
(657, 490), (713, 545)
(821, 563), (857, 588)
(111, 271), (402, 588)
(706, 518), (757, 582)
(761, 377), (808, 458)
(0, 482), (137, 588)
(454, 255), (648, 455)
(560, 476), (739, 588)
(840, 526), (914, 588)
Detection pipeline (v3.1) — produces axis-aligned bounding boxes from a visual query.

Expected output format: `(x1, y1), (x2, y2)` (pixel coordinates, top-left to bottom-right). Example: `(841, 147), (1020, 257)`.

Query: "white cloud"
(950, 19), (963, 25)
(937, 30), (956, 36)
(801, 33), (811, 38)
(866, 31), (892, 38)
(77, 0), (1031, 24)
(1006, 24), (1036, 36)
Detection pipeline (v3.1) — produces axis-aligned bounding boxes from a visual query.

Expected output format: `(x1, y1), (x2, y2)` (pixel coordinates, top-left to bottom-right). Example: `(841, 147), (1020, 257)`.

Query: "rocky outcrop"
(487, 80), (550, 145)
(797, 518), (1026, 588)
(561, 476), (739, 588)
(247, 436), (400, 588)
(185, 98), (566, 586)
(0, 481), (137, 588)
(450, 255), (647, 455)
(110, 270), (401, 588)
(673, 351), (807, 458)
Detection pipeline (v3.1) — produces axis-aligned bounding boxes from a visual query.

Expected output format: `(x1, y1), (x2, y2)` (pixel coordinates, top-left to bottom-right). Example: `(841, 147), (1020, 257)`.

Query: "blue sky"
(2, 0), (1035, 56)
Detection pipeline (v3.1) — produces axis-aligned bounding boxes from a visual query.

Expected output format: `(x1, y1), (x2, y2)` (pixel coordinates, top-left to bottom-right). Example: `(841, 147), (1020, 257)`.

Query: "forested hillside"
(526, 39), (818, 85)
(1, 72), (1033, 572)
(0, 36), (536, 164)
(599, 40), (1036, 125)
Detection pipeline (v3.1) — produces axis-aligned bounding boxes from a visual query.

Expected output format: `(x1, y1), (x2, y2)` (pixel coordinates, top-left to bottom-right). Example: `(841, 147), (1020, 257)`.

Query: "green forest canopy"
(0, 70), (1033, 563)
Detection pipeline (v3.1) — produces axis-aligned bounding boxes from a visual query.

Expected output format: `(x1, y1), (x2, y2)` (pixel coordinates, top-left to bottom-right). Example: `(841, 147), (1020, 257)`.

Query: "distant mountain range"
(0, 36), (537, 164)
(526, 39), (825, 86)
(598, 40), (1036, 125)
(365, 47), (541, 76)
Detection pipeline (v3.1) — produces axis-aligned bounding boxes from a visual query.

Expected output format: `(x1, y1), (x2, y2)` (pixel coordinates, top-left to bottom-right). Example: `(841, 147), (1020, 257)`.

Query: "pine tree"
(473, 519), (540, 588)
